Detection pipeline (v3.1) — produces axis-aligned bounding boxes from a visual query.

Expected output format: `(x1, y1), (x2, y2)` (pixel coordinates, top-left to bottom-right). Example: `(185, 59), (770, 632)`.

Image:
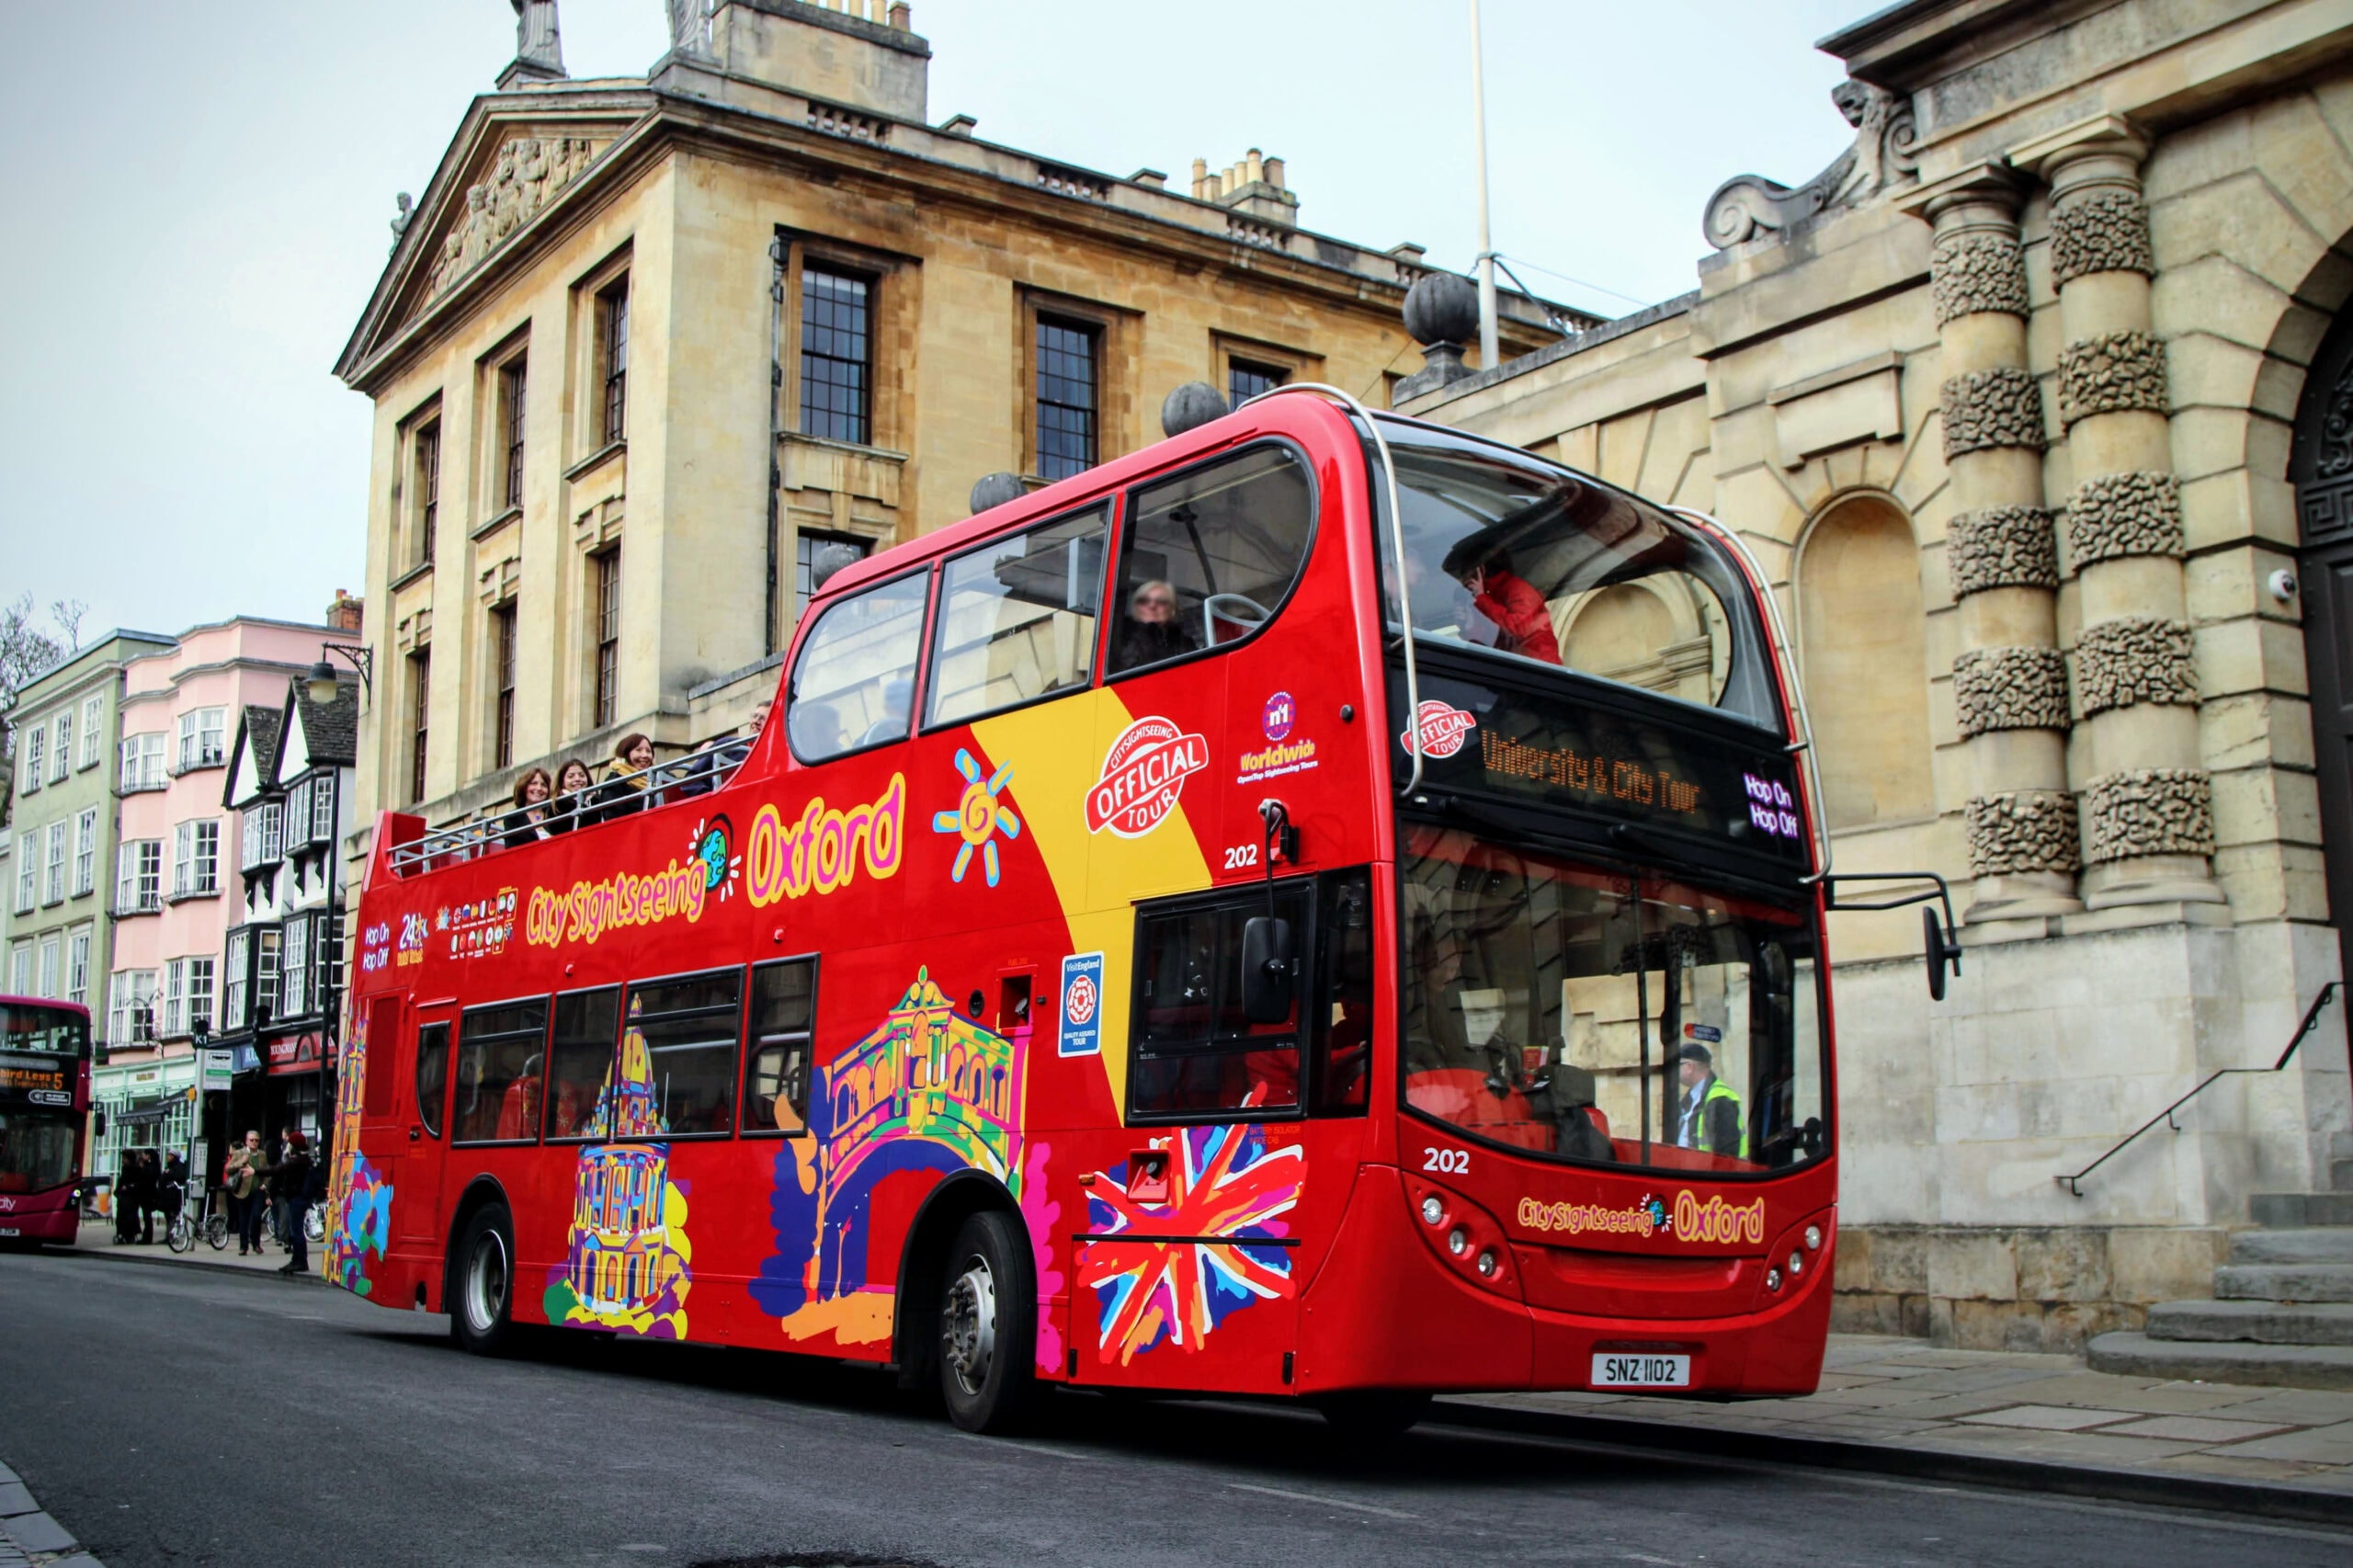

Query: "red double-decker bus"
(0, 997), (95, 1248)
(332, 388), (1949, 1432)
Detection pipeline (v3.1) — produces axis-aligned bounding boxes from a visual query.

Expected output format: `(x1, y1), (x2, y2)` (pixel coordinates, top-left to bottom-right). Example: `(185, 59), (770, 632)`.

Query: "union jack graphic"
(1081, 1122), (1304, 1363)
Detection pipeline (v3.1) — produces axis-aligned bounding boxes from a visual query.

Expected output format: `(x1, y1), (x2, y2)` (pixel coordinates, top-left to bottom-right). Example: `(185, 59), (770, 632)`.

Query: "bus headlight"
(1476, 1250), (1498, 1278)
(1448, 1227), (1470, 1256)
(1421, 1195), (1445, 1227)
(1766, 1267), (1783, 1291)
(1804, 1224), (1822, 1251)
(1789, 1250), (1803, 1276)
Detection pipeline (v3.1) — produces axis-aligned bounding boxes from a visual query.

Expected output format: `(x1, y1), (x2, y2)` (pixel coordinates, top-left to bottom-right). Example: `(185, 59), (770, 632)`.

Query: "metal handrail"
(387, 744), (750, 876)
(2057, 981), (2340, 1197)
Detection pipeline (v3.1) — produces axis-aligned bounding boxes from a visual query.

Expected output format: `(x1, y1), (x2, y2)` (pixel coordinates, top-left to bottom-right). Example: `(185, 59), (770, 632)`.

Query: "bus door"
(394, 1000), (456, 1254)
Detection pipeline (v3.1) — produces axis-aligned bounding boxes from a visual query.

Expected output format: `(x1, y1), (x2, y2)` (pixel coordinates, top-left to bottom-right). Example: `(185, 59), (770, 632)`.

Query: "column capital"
(1899, 161), (2032, 231)
(2011, 113), (2149, 199)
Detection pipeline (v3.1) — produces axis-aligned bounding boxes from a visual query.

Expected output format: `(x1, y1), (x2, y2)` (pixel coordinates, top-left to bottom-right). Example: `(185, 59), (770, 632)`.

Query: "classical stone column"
(1920, 168), (2081, 926)
(2030, 122), (2224, 912)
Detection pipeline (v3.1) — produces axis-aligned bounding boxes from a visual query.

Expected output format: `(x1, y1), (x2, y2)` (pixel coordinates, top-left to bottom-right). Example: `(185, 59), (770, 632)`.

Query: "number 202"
(1423, 1146), (1470, 1175)
(1223, 844), (1260, 870)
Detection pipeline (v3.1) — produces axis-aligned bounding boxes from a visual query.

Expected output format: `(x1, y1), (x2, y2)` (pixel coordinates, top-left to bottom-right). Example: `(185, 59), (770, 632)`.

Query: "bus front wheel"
(938, 1210), (1035, 1434)
(452, 1202), (517, 1357)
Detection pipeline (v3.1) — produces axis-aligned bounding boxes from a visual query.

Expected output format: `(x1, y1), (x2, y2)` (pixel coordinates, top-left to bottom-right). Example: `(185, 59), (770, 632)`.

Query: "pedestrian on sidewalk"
(259, 1128), (313, 1276)
(111, 1153), (140, 1244)
(129, 1152), (161, 1244)
(222, 1131), (263, 1256)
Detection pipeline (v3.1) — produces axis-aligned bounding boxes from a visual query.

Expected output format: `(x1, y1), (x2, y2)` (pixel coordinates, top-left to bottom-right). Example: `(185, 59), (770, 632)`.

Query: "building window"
(286, 780), (311, 850)
(108, 970), (156, 1046)
(415, 419), (441, 568)
(13, 844), (35, 915)
(799, 268), (871, 446)
(491, 603), (517, 770)
(51, 711), (71, 783)
(164, 955), (216, 1038)
(21, 723), (42, 794)
(65, 927), (90, 1006)
(173, 819), (220, 897)
(7, 945), (28, 995)
(593, 550), (620, 730)
(311, 774), (335, 844)
(119, 733), (165, 792)
(78, 695), (102, 768)
(599, 280), (630, 445)
(281, 917), (310, 1019)
(1035, 316), (1098, 480)
(254, 928), (280, 1026)
(223, 935), (247, 1031)
(408, 650), (431, 806)
(793, 529), (872, 625)
(500, 357), (528, 512)
(117, 839), (162, 914)
(241, 802), (282, 871)
(73, 807), (97, 896)
(176, 707), (225, 772)
(1229, 358), (1288, 409)
(43, 821), (66, 905)
(36, 937), (58, 999)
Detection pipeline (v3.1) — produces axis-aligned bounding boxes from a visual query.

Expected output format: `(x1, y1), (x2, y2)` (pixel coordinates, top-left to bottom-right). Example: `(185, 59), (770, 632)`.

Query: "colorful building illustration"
(324, 1003), (392, 1296)
(753, 967), (1023, 1345)
(543, 1006), (692, 1337)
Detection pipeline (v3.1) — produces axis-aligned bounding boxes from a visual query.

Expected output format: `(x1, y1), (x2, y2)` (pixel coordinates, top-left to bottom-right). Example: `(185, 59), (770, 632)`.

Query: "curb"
(1430, 1400), (2353, 1528)
(47, 1245), (328, 1285)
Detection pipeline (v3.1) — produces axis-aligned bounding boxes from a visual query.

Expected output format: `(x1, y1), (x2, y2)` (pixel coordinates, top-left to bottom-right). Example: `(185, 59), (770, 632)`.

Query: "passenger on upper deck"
(790, 702), (845, 761)
(1110, 578), (1199, 674)
(502, 767), (557, 848)
(596, 733), (659, 822)
(679, 699), (770, 797)
(858, 681), (913, 748)
(1457, 550), (1563, 667)
(552, 758), (595, 828)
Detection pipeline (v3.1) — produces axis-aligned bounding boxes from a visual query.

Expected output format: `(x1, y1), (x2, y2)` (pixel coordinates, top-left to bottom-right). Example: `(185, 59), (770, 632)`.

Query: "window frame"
(1123, 876), (1322, 1128)
(1102, 437), (1324, 687)
(541, 984), (623, 1144)
(919, 503), (1110, 734)
(784, 563), (938, 767)
(78, 695), (102, 768)
(591, 548), (620, 732)
(22, 723), (42, 794)
(491, 600), (517, 771)
(407, 649), (431, 807)
(42, 821), (67, 905)
(597, 276), (630, 447)
(739, 952), (821, 1139)
(72, 807), (97, 896)
(415, 1019), (451, 1140)
(1031, 312), (1102, 482)
(797, 264), (875, 448)
(65, 927), (91, 1006)
(792, 528), (874, 628)
(449, 993), (552, 1148)
(619, 964), (747, 1142)
(51, 711), (71, 783)
(414, 415), (442, 568)
(499, 354), (529, 514)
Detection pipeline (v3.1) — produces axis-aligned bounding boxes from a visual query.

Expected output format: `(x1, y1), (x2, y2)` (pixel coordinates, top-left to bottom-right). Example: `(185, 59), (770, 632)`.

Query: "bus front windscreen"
(1400, 824), (1826, 1176)
(0, 1109), (79, 1195)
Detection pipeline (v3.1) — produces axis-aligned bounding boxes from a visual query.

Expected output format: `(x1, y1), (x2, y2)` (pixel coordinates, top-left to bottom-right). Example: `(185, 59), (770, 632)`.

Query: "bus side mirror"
(1241, 915), (1296, 1023)
(1924, 906), (1962, 1001)
(93, 1041), (109, 1065)
(93, 1108), (108, 1139)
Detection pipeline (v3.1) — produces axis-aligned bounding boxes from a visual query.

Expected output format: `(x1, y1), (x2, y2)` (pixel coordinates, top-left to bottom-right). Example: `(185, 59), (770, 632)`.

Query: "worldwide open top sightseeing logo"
(1086, 716), (1210, 838)
(1403, 699), (1478, 760)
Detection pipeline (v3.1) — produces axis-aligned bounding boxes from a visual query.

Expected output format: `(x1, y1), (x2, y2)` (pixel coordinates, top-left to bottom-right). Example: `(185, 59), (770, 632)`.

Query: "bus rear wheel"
(938, 1210), (1035, 1434)
(1315, 1390), (1432, 1440)
(452, 1202), (517, 1357)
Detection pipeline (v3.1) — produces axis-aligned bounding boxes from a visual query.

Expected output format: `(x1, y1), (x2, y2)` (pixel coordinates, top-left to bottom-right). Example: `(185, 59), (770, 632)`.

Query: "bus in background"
(0, 997), (96, 1247)
(328, 386), (1957, 1433)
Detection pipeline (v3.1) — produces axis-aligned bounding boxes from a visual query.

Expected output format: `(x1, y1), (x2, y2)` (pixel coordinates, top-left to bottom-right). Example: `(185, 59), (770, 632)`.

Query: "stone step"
(2145, 1297), (2353, 1346)
(2216, 1263), (2353, 1302)
(2331, 1157), (2353, 1195)
(2087, 1331), (2353, 1391)
(2248, 1192), (2353, 1229)
(2230, 1228), (2353, 1265)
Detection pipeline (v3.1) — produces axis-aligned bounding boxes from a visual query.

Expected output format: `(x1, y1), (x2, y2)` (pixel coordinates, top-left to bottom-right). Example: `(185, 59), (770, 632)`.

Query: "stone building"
(332, 0), (1574, 844)
(1397, 0), (2353, 1357)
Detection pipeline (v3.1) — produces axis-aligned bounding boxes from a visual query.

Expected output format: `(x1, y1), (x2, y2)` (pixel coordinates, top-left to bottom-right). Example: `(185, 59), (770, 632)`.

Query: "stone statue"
(513, 0), (563, 71)
(389, 192), (415, 251)
(1702, 80), (1919, 250)
(666, 0), (713, 58)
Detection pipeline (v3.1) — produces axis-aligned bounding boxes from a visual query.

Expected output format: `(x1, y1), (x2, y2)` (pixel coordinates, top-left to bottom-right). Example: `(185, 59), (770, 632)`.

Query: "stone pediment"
(417, 130), (610, 301)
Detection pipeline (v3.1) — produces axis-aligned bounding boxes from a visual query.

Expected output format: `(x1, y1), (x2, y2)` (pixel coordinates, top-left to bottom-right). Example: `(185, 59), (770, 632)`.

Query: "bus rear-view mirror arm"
(1240, 915), (1296, 1024)
(1822, 871), (1963, 1000)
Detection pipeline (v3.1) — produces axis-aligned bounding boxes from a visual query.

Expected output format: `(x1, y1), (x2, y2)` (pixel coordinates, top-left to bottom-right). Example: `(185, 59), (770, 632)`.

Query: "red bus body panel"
(0, 995), (94, 1245)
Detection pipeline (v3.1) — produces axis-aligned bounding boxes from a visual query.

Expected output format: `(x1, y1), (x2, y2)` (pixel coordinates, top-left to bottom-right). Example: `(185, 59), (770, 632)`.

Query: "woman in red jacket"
(1461, 551), (1563, 665)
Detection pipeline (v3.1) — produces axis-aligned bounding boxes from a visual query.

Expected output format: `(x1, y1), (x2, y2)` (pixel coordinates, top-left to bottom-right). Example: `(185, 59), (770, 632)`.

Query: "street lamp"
(307, 643), (372, 706)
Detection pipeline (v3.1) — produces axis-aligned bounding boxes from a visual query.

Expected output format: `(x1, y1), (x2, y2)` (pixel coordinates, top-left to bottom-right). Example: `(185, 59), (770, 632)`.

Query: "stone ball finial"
(1403, 271), (1479, 347)
(970, 472), (1028, 514)
(1161, 381), (1229, 438)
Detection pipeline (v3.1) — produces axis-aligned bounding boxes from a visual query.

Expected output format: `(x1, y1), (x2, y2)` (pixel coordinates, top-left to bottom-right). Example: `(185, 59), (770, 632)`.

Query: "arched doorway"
(2290, 311), (2353, 986)
(1795, 493), (1935, 832)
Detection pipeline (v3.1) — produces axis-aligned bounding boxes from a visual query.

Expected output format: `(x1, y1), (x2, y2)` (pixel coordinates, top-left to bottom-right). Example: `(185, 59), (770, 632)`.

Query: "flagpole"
(1471, 0), (1500, 370)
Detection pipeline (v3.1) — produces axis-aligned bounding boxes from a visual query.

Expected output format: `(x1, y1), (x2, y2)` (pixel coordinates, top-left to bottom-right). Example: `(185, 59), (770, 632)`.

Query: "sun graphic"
(930, 748), (1021, 887)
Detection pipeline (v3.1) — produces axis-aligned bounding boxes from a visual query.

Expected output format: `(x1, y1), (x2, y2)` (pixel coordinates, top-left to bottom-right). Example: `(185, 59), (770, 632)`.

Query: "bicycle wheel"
(205, 1211), (230, 1250)
(165, 1212), (194, 1255)
(304, 1207), (324, 1244)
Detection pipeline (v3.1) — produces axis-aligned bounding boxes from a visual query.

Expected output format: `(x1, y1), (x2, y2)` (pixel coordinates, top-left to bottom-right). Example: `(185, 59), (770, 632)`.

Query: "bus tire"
(451, 1202), (518, 1357)
(937, 1210), (1035, 1434)
(1314, 1390), (1432, 1440)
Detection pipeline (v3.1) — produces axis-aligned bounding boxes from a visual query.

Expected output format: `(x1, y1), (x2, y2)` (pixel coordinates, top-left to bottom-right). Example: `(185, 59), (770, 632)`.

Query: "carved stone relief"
(1930, 232), (2029, 324)
(2051, 188), (2155, 284)
(1954, 647), (2071, 737)
(2072, 618), (2199, 718)
(424, 135), (605, 299)
(1941, 367), (2047, 458)
(1965, 790), (2083, 877)
(2082, 767), (2214, 863)
(1703, 81), (1918, 249)
(1948, 505), (2059, 597)
(2063, 471), (2185, 570)
(2058, 331), (2168, 429)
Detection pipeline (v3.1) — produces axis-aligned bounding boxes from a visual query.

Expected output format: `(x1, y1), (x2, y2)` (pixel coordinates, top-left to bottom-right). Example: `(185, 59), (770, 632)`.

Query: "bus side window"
(414, 1022), (449, 1140)
(745, 957), (816, 1136)
(1313, 869), (1373, 1114)
(1129, 883), (1310, 1120)
(926, 507), (1107, 728)
(623, 969), (741, 1137)
(788, 571), (929, 764)
(452, 999), (550, 1145)
(1108, 443), (1314, 677)
(546, 987), (620, 1142)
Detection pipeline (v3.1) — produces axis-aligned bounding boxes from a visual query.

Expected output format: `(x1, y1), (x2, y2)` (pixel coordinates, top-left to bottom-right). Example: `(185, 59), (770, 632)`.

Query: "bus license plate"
(1592, 1353), (1688, 1388)
(0, 1227), (17, 1238)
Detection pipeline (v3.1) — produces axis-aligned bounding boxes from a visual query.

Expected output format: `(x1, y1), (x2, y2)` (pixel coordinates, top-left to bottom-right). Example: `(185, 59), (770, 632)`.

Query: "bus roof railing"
(385, 744), (751, 878)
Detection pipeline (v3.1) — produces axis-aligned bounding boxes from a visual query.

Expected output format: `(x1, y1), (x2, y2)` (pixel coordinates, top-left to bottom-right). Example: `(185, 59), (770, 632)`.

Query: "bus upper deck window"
(927, 507), (1107, 728)
(788, 571), (929, 763)
(1109, 444), (1313, 677)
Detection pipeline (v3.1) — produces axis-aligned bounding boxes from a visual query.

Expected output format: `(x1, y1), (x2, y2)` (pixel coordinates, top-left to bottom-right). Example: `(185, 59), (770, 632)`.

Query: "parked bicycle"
(165, 1182), (230, 1254)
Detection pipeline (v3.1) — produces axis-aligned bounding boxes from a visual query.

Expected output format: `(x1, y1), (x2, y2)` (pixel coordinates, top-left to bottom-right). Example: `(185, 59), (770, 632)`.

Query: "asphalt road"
(3, 1251), (2347, 1568)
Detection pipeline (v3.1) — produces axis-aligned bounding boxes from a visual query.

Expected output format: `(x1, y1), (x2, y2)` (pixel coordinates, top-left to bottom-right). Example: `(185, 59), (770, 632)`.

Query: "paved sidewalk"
(1450, 1333), (2353, 1519)
(64, 1218), (323, 1281)
(0, 1456), (104, 1568)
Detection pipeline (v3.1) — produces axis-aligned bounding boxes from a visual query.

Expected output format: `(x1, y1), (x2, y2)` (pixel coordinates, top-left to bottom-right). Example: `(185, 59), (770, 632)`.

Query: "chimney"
(703, 0), (932, 121)
(326, 590), (364, 634)
(1190, 146), (1301, 226)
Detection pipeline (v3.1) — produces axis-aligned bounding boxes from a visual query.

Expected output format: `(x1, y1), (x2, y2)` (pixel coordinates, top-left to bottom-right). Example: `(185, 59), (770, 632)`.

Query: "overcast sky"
(0, 0), (1863, 645)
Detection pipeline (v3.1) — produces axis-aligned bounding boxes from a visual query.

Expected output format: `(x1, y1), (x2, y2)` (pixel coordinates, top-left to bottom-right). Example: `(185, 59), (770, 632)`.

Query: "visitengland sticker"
(1059, 950), (1104, 1058)
(1086, 716), (1210, 837)
(1402, 699), (1478, 760)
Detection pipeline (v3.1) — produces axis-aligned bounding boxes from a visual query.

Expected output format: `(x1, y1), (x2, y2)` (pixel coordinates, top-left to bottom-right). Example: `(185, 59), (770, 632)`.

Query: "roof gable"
(292, 683), (358, 770)
(222, 704), (284, 809)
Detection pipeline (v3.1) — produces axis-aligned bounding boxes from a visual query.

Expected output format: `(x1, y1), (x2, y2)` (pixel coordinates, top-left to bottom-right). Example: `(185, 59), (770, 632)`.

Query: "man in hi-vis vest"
(1672, 1043), (1745, 1159)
